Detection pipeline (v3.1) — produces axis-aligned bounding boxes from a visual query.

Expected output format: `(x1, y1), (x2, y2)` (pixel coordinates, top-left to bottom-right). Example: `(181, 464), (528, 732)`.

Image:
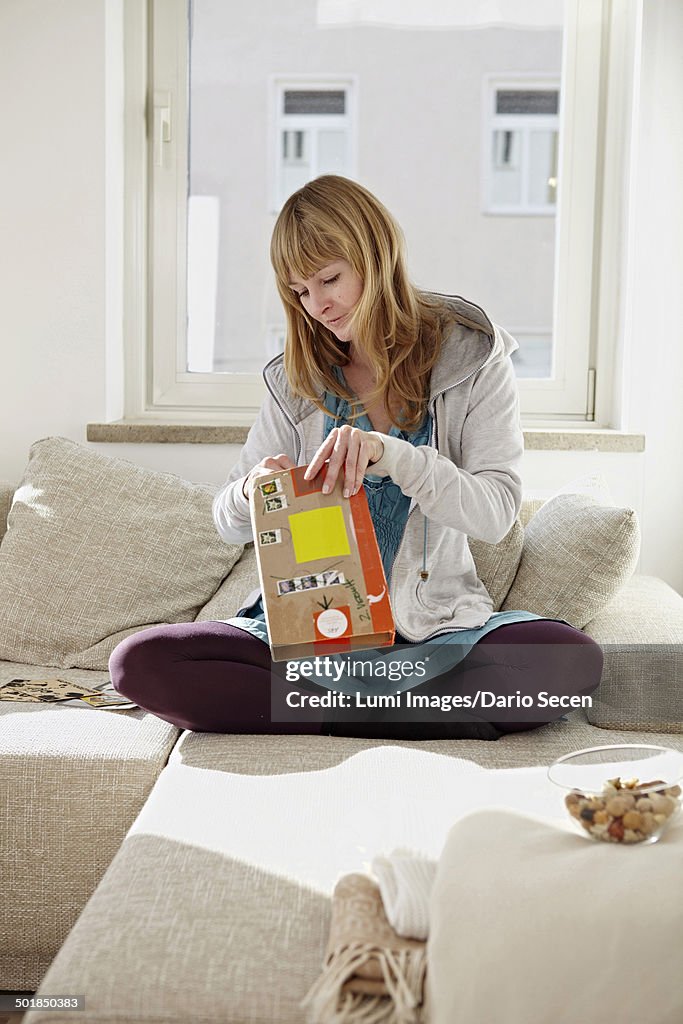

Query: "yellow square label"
(288, 506), (351, 563)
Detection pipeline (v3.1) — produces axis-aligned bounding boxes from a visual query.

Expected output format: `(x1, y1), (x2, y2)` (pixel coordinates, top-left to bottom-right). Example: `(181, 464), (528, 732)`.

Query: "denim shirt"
(323, 366), (431, 588)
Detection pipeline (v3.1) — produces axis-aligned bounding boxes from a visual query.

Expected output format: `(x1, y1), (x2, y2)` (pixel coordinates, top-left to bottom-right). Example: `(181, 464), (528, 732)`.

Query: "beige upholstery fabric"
(0, 437), (242, 670)
(0, 480), (12, 544)
(167, 715), (683, 775)
(0, 680), (178, 991)
(196, 544), (260, 621)
(24, 721), (683, 1024)
(427, 810), (683, 1024)
(583, 574), (683, 732)
(468, 517), (524, 611)
(518, 497), (545, 528)
(503, 493), (641, 627)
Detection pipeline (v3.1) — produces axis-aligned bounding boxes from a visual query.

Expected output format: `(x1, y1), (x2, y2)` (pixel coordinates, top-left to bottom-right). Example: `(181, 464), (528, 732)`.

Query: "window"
(121, 0), (640, 425)
(273, 83), (355, 211)
(485, 81), (560, 215)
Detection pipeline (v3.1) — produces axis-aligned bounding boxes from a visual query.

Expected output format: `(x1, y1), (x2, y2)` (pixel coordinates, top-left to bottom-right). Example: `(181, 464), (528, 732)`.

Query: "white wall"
(620, 0), (683, 587)
(0, 0), (106, 459)
(0, 0), (681, 593)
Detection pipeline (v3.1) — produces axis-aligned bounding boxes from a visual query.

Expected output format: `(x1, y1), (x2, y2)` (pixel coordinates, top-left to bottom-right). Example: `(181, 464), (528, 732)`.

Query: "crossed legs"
(109, 619), (603, 739)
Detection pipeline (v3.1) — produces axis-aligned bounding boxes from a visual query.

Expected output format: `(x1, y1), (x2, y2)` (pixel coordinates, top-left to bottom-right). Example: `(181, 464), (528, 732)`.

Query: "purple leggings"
(109, 619), (603, 740)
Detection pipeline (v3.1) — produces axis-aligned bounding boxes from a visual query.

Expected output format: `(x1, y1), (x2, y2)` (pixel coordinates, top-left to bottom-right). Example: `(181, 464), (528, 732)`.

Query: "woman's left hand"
(303, 425), (384, 498)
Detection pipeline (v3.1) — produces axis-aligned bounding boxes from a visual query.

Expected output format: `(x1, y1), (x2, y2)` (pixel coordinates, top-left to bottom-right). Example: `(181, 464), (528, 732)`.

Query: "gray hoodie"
(212, 294), (523, 642)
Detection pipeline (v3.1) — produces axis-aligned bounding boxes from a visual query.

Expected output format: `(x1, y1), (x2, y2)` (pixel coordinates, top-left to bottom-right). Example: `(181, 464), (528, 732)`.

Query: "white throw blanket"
(371, 849), (437, 942)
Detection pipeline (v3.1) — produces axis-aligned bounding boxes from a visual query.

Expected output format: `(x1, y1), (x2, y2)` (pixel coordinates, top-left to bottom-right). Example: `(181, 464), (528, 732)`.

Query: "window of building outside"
(274, 85), (354, 213)
(487, 84), (560, 216)
(483, 79), (560, 380)
(129, 0), (635, 424)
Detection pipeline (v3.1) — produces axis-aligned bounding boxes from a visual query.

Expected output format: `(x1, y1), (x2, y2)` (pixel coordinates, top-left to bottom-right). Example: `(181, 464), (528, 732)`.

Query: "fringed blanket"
(301, 873), (427, 1024)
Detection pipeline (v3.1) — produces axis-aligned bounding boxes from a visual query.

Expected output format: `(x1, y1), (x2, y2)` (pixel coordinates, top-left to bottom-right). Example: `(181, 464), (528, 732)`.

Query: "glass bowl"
(548, 744), (683, 844)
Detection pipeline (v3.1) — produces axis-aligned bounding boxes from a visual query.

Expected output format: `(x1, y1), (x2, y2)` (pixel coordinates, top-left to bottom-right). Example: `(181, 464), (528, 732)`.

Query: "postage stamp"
(258, 478), (282, 497)
(259, 529), (282, 546)
(276, 572), (346, 596)
(264, 494), (288, 513)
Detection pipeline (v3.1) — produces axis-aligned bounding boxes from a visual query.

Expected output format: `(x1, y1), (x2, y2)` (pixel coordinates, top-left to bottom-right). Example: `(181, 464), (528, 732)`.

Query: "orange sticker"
(348, 489), (394, 636)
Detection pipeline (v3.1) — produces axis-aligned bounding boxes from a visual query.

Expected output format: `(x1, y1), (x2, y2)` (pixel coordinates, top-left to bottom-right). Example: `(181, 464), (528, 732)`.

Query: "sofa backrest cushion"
(502, 493), (641, 628)
(468, 519), (524, 612)
(0, 481), (13, 546)
(0, 437), (243, 670)
(196, 543), (260, 622)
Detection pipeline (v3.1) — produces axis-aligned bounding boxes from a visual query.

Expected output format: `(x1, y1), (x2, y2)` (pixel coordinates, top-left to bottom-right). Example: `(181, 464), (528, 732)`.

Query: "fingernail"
(322, 483), (331, 494)
(343, 488), (350, 499)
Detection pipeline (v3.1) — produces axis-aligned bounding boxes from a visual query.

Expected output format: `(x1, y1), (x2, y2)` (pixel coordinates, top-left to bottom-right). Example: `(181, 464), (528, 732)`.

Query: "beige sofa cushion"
(195, 544), (260, 621)
(583, 574), (683, 732)
(0, 480), (12, 544)
(0, 683), (178, 991)
(502, 493), (640, 627)
(468, 518), (524, 611)
(0, 437), (242, 670)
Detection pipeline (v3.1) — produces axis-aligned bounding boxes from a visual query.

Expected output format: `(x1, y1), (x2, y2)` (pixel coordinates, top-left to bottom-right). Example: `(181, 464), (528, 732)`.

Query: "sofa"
(1, 436), (682, 1024)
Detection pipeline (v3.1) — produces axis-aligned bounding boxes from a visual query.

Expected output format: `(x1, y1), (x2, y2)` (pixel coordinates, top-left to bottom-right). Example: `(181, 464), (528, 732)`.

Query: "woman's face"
(288, 259), (363, 343)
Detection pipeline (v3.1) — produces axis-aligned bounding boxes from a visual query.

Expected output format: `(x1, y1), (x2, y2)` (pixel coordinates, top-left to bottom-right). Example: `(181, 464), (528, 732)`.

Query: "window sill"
(87, 421), (645, 453)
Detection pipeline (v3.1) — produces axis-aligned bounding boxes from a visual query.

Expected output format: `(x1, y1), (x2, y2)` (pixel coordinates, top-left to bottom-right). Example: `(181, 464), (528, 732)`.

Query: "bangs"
(271, 200), (346, 287)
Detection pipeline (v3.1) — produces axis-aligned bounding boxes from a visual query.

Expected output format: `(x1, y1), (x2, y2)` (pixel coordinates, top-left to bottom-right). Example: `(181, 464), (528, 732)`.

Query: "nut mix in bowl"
(548, 744), (683, 844)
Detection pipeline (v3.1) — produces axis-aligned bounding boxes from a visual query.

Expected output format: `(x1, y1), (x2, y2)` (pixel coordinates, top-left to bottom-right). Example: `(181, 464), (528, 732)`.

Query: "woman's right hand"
(241, 454), (296, 499)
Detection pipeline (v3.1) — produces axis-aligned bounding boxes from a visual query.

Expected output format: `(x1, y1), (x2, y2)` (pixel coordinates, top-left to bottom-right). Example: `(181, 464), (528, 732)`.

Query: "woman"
(110, 175), (602, 738)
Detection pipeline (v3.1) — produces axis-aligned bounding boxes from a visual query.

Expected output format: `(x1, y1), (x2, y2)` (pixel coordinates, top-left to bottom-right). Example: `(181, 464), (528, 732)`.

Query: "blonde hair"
(270, 175), (453, 431)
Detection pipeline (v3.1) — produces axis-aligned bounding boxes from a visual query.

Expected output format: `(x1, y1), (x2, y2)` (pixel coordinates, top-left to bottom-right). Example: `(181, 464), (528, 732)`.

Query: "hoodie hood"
(427, 293), (518, 402)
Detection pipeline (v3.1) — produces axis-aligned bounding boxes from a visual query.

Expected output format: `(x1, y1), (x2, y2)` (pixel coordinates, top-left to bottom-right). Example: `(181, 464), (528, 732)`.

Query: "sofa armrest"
(0, 481), (14, 544)
(583, 574), (683, 733)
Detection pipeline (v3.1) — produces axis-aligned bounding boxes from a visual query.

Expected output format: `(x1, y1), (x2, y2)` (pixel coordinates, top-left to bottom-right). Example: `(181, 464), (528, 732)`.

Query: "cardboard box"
(249, 465), (395, 661)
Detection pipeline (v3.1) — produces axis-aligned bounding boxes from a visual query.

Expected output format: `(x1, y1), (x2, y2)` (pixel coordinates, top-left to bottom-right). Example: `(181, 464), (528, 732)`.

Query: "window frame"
(124, 0), (265, 425)
(121, 0), (641, 427)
